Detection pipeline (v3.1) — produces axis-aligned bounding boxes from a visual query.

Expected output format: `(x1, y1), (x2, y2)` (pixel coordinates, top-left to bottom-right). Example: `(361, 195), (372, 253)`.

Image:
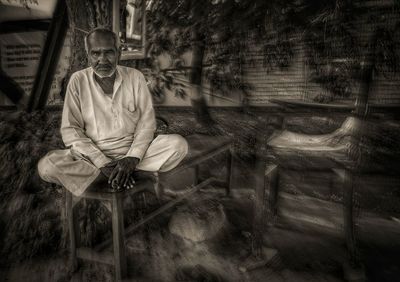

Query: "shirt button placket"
(111, 104), (118, 129)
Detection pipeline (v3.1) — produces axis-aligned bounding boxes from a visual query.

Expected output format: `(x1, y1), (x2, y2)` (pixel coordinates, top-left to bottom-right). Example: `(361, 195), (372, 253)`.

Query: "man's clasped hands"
(100, 157), (140, 191)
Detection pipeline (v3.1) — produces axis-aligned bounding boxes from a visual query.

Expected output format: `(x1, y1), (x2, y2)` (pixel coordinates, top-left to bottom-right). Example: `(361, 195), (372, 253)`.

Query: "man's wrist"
(126, 156), (140, 163)
(126, 147), (146, 162)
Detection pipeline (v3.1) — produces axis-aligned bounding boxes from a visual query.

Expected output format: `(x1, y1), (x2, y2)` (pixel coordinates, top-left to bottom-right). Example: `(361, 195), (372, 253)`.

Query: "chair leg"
(341, 169), (366, 281)
(194, 165), (200, 185)
(66, 191), (80, 272)
(252, 158), (267, 257)
(266, 164), (279, 218)
(342, 169), (359, 266)
(225, 147), (234, 196)
(111, 194), (127, 281)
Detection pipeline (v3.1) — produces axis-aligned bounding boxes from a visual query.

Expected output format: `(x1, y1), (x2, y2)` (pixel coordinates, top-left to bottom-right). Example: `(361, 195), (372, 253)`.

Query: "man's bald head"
(84, 27), (120, 54)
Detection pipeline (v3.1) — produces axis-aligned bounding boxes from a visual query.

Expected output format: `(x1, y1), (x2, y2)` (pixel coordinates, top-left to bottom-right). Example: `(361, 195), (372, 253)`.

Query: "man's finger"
(114, 169), (123, 187)
(120, 171), (129, 189)
(111, 178), (119, 190)
(108, 166), (119, 184)
(123, 174), (131, 188)
(126, 177), (134, 189)
(129, 177), (136, 189)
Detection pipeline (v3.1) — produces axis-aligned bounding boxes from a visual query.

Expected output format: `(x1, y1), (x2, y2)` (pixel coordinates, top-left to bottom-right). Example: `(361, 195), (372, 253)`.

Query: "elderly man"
(38, 27), (188, 196)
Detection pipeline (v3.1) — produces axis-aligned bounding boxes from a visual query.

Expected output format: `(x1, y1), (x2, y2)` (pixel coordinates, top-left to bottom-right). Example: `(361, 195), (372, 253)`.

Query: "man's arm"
(61, 75), (112, 169)
(126, 71), (156, 160)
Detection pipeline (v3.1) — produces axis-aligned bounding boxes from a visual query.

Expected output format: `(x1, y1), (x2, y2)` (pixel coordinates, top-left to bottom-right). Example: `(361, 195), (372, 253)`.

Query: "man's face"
(87, 32), (119, 77)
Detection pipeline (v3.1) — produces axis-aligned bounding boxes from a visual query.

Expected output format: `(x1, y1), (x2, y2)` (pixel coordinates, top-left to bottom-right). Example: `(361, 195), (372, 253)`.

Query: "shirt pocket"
(121, 101), (140, 133)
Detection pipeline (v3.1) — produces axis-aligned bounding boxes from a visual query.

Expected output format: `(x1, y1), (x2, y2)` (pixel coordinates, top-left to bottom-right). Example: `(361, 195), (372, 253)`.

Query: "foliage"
(143, 0), (310, 100)
(144, 1), (260, 101)
(146, 0), (400, 103)
(145, 60), (191, 104)
(304, 0), (400, 101)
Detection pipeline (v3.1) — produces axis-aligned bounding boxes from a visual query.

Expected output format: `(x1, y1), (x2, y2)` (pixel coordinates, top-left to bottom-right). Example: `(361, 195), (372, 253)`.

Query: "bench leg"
(225, 147), (234, 196)
(66, 191), (80, 272)
(252, 158), (267, 257)
(341, 169), (365, 281)
(194, 165), (200, 185)
(112, 194), (127, 281)
(266, 165), (279, 219)
(343, 170), (360, 265)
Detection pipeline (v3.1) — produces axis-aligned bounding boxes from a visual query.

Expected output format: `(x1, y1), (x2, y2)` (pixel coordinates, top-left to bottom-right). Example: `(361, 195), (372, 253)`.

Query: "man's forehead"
(87, 32), (116, 49)
(89, 45), (116, 50)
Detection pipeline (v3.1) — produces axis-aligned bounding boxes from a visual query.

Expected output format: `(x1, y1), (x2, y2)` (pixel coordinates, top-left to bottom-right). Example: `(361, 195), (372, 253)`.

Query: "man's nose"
(98, 52), (108, 62)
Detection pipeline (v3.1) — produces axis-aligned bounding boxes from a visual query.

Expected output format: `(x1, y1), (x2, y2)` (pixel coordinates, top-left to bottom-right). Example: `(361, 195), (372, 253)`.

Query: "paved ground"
(2, 190), (400, 282)
(1, 109), (399, 281)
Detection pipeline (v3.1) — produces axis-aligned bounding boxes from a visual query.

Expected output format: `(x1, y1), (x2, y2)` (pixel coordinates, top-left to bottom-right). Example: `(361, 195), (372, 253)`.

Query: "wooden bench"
(66, 133), (234, 281)
(254, 116), (400, 281)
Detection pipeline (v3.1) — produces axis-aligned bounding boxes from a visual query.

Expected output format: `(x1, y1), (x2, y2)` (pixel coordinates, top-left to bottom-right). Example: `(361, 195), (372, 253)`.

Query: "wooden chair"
(66, 133), (234, 281)
(66, 177), (153, 281)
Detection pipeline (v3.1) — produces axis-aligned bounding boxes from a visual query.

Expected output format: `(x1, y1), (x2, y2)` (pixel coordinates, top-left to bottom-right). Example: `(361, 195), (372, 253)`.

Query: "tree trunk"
(189, 24), (216, 128)
(346, 28), (378, 169)
(186, 0), (216, 127)
(62, 0), (112, 99)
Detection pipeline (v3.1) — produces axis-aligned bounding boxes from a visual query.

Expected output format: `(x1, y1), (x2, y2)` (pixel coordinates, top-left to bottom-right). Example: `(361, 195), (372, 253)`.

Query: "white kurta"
(38, 66), (188, 196)
(62, 66), (156, 166)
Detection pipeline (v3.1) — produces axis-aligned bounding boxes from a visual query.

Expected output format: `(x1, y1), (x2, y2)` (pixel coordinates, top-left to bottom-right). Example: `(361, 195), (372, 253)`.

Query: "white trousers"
(37, 134), (188, 196)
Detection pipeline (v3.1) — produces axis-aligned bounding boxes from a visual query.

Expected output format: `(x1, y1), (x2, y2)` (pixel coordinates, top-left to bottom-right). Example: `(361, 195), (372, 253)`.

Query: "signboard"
(0, 31), (45, 105)
(0, 30), (71, 106)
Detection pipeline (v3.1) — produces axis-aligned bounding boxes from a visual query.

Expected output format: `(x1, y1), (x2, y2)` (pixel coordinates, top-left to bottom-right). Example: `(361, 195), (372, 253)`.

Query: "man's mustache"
(95, 63), (112, 69)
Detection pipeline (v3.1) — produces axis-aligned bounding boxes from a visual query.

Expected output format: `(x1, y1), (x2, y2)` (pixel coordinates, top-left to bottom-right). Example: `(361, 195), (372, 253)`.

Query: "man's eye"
(105, 50), (115, 56)
(92, 51), (100, 56)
